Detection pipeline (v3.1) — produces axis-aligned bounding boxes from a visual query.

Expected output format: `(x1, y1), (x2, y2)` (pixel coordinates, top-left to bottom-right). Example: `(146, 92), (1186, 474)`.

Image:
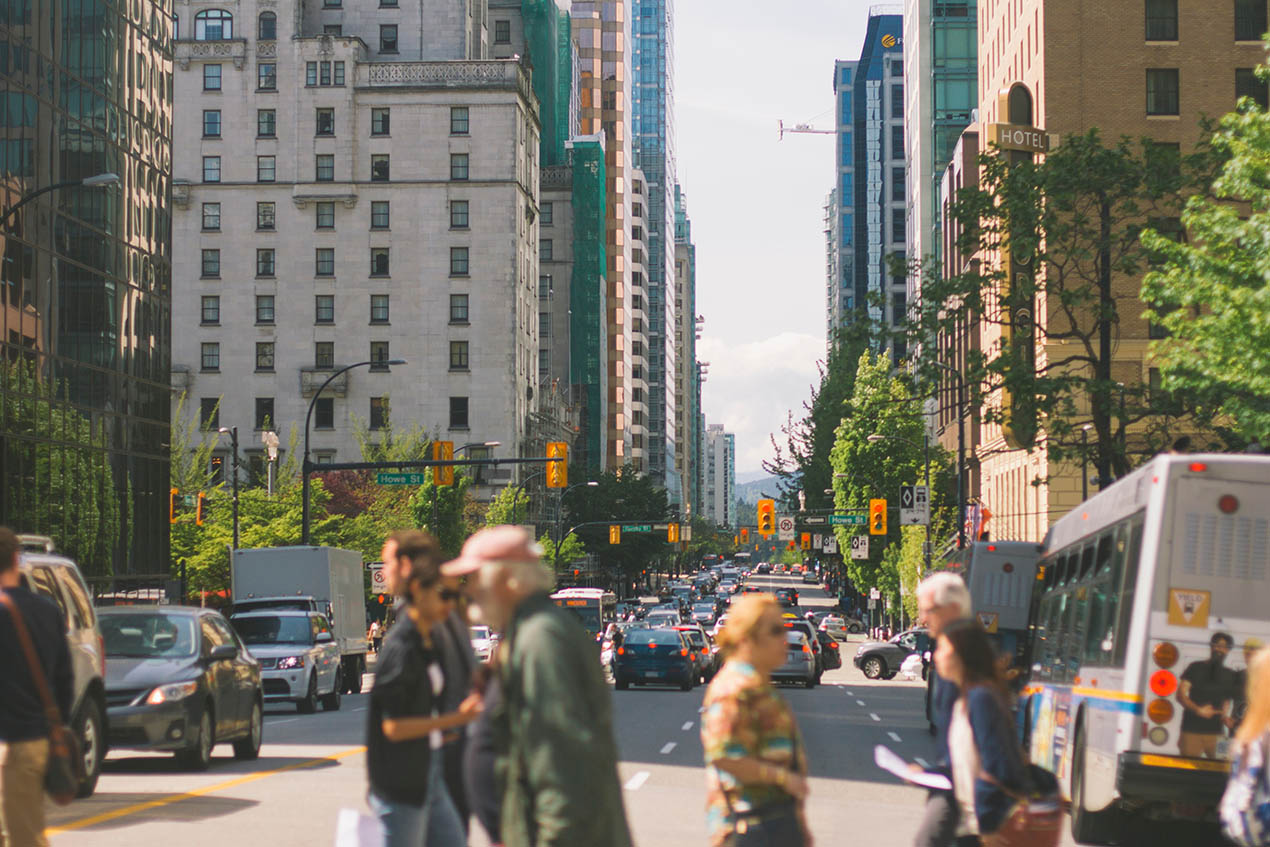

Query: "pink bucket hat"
(442, 525), (543, 576)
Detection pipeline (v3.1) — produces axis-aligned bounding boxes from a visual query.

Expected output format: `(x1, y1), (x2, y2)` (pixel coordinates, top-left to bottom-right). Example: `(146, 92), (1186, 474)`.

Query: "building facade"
(1, 0), (173, 574)
(673, 184), (700, 518)
(827, 62), (855, 340)
(704, 423), (735, 529)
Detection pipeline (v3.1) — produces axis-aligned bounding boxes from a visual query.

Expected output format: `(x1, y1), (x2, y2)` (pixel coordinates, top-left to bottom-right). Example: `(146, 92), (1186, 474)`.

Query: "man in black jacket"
(0, 526), (73, 847)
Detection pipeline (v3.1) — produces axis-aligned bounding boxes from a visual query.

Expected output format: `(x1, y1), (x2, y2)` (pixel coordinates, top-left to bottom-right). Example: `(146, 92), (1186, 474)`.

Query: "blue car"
(614, 628), (696, 691)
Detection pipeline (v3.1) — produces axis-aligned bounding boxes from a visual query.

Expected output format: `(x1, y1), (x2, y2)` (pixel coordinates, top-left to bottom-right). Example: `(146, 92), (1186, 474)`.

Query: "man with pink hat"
(444, 526), (631, 847)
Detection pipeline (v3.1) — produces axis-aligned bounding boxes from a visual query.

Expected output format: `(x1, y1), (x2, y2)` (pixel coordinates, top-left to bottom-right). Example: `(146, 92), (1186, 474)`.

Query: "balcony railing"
(175, 38), (248, 70)
(360, 60), (531, 103)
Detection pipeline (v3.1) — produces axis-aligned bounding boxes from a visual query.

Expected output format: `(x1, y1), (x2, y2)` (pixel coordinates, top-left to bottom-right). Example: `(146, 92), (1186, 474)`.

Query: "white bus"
(948, 541), (1043, 669)
(1020, 453), (1270, 844)
(551, 587), (618, 638)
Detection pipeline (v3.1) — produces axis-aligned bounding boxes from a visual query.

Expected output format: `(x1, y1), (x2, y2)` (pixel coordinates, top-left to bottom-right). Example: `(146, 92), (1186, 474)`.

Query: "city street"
(44, 575), (1085, 846)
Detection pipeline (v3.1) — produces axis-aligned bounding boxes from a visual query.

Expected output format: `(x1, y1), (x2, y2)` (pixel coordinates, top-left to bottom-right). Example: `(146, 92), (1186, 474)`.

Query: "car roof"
(230, 610), (315, 618)
(97, 605), (209, 617)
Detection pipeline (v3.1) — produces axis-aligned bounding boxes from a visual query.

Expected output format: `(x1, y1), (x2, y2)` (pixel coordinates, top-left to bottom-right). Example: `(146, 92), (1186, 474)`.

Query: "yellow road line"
(47, 747), (367, 834)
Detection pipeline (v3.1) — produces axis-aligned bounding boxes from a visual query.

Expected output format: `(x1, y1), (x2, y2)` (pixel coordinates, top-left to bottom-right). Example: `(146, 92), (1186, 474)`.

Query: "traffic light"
(740, 528), (749, 542)
(757, 499), (775, 535)
(609, 524), (621, 545)
(169, 488), (179, 523)
(869, 498), (888, 536)
(432, 441), (454, 486)
(546, 441), (568, 488)
(800, 532), (811, 551)
(667, 523), (680, 543)
(195, 492), (207, 526)
(786, 540), (796, 550)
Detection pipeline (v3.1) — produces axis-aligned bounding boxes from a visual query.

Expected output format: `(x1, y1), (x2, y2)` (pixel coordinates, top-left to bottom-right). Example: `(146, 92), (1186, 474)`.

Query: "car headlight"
(146, 681), (199, 705)
(855, 645), (867, 656)
(276, 655), (306, 670)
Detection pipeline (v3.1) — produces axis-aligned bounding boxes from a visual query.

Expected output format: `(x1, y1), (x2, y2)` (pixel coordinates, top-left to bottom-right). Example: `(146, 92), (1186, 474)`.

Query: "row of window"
(200, 152), (472, 183)
(198, 246), (472, 277)
(202, 107), (471, 142)
(201, 200), (467, 235)
(200, 339), (470, 373)
(1145, 0), (1267, 41)
(198, 395), (471, 432)
(201, 293), (470, 327)
(1145, 67), (1270, 115)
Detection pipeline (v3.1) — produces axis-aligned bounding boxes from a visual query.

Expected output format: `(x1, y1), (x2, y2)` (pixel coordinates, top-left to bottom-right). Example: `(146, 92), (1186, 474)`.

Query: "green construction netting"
(570, 140), (607, 473)
(523, 0), (571, 167)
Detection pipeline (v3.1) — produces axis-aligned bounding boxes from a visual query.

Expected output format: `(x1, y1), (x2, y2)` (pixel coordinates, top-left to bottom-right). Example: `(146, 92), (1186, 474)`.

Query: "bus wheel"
(1071, 725), (1122, 846)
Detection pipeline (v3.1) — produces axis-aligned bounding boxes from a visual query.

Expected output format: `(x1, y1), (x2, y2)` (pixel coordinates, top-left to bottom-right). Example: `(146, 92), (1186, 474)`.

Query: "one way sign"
(899, 485), (930, 525)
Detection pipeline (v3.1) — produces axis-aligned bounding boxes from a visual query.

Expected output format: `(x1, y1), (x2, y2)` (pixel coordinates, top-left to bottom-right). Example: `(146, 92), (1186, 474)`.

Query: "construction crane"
(778, 119), (835, 141)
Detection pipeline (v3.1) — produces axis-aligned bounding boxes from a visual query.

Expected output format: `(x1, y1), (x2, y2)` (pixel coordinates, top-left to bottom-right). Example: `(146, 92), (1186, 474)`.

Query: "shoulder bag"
(1221, 733), (1270, 847)
(0, 590), (84, 805)
(978, 763), (1063, 847)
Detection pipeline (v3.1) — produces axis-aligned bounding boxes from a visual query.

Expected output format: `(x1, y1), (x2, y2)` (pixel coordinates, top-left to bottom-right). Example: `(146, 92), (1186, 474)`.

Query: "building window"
(891, 83), (904, 119)
(370, 201), (390, 229)
(199, 398), (220, 430)
(334, 61), (345, 86)
(257, 109), (276, 137)
(315, 295), (335, 323)
(257, 63), (276, 91)
(258, 11), (276, 39)
(370, 294), (390, 324)
(202, 109), (221, 137)
(449, 397), (469, 430)
(255, 342), (275, 372)
(1237, 68), (1270, 109)
(541, 202), (553, 226)
(540, 239), (553, 261)
(255, 294), (275, 324)
(202, 156), (221, 183)
(449, 341), (469, 371)
(203, 64), (221, 91)
(370, 248), (390, 276)
(316, 202), (335, 229)
(256, 249), (276, 277)
(316, 248), (337, 277)
(371, 108), (390, 136)
(450, 247), (469, 276)
(1236, 0), (1268, 40)
(202, 202), (221, 231)
(1146, 68), (1180, 115)
(450, 200), (469, 229)
(891, 208), (905, 243)
(306, 62), (318, 86)
(254, 397), (274, 430)
(370, 154), (390, 182)
(194, 9), (232, 40)
(379, 24), (398, 53)
(1145, 0), (1178, 39)
(369, 341), (390, 370)
(450, 106), (470, 135)
(201, 249), (220, 277)
(451, 153), (469, 180)
(201, 295), (220, 325)
(257, 155), (276, 183)
(323, 24), (342, 35)
(256, 201), (275, 231)
(369, 397), (389, 430)
(316, 108), (335, 136)
(201, 342), (220, 371)
(892, 166), (906, 202)
(891, 124), (904, 159)
(449, 294), (469, 324)
(314, 396), (334, 428)
(314, 342), (334, 369)
(316, 154), (335, 181)
(494, 19), (511, 43)
(323, 0), (340, 7)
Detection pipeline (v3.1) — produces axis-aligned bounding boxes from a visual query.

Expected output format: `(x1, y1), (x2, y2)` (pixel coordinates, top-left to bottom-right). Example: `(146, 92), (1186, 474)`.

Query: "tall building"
(937, 0), (1266, 542)
(631, 0), (678, 504)
(628, 167), (650, 473)
(827, 64), (856, 339)
(673, 184), (701, 519)
(171, 0), (540, 481)
(0, 0), (173, 574)
(704, 424), (735, 529)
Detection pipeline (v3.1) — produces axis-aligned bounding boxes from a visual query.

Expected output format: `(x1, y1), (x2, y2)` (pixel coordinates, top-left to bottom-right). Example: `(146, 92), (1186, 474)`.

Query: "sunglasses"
(440, 588), (462, 603)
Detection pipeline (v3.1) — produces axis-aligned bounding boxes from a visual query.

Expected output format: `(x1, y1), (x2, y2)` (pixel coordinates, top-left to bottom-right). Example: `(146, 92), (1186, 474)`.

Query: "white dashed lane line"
(660, 742), (677, 755)
(856, 700), (867, 707)
(682, 721), (694, 731)
(624, 771), (651, 791)
(870, 713), (881, 722)
(888, 731), (902, 743)
(915, 757), (930, 769)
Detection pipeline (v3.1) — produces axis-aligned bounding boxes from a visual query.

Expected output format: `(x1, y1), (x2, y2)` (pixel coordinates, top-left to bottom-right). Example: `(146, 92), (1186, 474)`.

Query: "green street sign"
(829, 513), (867, 526)
(623, 524), (652, 533)
(376, 472), (427, 486)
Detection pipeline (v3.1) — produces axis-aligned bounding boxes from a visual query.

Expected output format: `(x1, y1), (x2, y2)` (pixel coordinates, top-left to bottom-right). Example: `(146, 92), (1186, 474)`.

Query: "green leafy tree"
(409, 471), (473, 559)
(563, 464), (673, 585)
(538, 532), (587, 571)
(484, 483), (530, 527)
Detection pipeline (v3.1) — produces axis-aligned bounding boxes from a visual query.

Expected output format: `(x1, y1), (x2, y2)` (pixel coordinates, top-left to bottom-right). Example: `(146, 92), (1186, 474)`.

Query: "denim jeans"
(368, 791), (426, 847)
(422, 751), (467, 846)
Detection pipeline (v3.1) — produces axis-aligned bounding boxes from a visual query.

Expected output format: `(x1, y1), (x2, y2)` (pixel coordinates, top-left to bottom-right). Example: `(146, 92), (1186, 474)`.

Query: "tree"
(538, 532), (586, 570)
(562, 464), (673, 584)
(484, 483), (530, 527)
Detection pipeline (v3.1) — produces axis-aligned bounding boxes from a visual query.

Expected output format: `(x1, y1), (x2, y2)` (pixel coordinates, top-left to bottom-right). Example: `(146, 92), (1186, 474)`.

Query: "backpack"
(1221, 733), (1270, 847)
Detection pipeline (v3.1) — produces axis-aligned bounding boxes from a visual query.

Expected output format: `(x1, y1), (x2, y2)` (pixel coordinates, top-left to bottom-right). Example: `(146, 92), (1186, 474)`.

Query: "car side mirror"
(316, 631), (334, 643)
(209, 644), (238, 662)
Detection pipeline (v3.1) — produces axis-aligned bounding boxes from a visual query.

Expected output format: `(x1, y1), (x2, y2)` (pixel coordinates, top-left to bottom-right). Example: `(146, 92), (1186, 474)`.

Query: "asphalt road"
(45, 573), (1091, 846)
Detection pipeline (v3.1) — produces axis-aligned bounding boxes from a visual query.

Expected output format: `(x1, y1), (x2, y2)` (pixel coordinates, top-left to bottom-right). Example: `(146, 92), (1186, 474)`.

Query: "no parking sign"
(369, 563), (388, 595)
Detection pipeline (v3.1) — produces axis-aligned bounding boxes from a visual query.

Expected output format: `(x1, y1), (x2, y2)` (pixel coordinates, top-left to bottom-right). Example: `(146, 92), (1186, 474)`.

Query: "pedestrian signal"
(609, 525), (621, 545)
(546, 442), (568, 488)
(433, 441), (454, 486)
(869, 499), (888, 535)
(195, 492), (207, 526)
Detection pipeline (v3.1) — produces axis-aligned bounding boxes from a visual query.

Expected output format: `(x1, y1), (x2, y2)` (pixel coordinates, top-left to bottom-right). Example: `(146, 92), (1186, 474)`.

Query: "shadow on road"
(47, 793), (258, 831)
(103, 752), (348, 776)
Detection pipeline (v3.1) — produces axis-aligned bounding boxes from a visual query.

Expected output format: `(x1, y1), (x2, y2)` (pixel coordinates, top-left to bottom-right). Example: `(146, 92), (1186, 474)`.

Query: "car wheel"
(862, 656), (885, 679)
(177, 708), (214, 771)
(680, 673), (693, 692)
(322, 672), (343, 711)
(297, 673), (318, 714)
(1071, 723), (1122, 845)
(848, 624), (862, 634)
(233, 699), (263, 760)
(74, 698), (104, 798)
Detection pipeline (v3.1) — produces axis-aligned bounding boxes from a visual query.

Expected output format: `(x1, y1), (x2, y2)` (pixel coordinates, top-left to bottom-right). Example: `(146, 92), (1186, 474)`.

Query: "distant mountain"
(736, 470), (772, 484)
(735, 476), (786, 505)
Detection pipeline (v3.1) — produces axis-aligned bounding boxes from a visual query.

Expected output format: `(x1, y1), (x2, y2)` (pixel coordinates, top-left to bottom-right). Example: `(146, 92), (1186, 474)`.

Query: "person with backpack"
(1221, 644), (1270, 847)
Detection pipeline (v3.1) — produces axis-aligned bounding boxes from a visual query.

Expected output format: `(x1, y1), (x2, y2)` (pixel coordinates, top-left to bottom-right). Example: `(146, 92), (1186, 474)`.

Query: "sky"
(673, 1), (871, 476)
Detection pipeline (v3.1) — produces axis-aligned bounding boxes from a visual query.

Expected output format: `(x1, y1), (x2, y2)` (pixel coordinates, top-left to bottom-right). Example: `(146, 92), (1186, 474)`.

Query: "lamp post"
(511, 470), (545, 529)
(1081, 424), (1093, 500)
(431, 441), (502, 531)
(931, 360), (967, 549)
(867, 431), (931, 573)
(1, 173), (121, 229)
(217, 426), (240, 549)
(301, 358), (406, 544)
(554, 481), (598, 573)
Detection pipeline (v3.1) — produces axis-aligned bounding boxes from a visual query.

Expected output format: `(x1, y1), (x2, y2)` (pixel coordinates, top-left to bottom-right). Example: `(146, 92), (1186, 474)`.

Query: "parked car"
(16, 535), (108, 797)
(772, 631), (817, 688)
(674, 624), (717, 682)
(852, 628), (930, 680)
(469, 625), (496, 662)
(614, 628), (696, 690)
(229, 611), (343, 713)
(99, 606), (262, 770)
(815, 630), (842, 671)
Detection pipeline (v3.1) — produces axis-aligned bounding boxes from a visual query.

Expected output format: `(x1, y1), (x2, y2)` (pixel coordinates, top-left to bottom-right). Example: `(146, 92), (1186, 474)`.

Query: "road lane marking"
(888, 731), (902, 743)
(624, 770), (651, 791)
(870, 713), (881, 722)
(660, 742), (677, 755)
(268, 718), (298, 725)
(682, 721), (694, 731)
(47, 746), (367, 834)
(856, 700), (866, 707)
(846, 690), (854, 696)
(915, 757), (929, 768)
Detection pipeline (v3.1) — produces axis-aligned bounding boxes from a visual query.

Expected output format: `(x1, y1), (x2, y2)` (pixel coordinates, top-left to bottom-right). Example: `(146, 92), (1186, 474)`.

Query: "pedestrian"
(913, 571), (973, 847)
(934, 619), (1030, 846)
(430, 568), (477, 835)
(1177, 631), (1236, 759)
(464, 659), (504, 846)
(369, 620), (382, 653)
(700, 593), (811, 847)
(1228, 637), (1264, 733)
(0, 526), (73, 847)
(445, 525), (631, 847)
(366, 531), (482, 847)
(1220, 644), (1270, 847)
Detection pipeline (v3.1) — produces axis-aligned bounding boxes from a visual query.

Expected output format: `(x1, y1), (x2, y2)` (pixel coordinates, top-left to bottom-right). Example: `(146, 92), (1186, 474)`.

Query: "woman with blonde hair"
(700, 593), (811, 847)
(1220, 645), (1270, 847)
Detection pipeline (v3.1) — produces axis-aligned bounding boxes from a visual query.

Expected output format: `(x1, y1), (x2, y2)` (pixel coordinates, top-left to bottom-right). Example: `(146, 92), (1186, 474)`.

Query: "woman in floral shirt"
(701, 594), (812, 847)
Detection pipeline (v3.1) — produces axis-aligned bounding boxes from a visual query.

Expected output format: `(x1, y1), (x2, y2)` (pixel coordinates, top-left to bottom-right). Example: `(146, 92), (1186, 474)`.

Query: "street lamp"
(867, 431), (931, 573)
(510, 470), (545, 528)
(554, 481), (599, 573)
(217, 426), (240, 549)
(431, 441), (503, 530)
(301, 358), (406, 544)
(1081, 424), (1093, 500)
(1, 173), (121, 228)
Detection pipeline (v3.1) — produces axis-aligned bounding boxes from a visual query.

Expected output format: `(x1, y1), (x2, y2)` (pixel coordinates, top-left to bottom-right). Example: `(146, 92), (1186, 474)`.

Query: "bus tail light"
(617, 647), (625, 655)
(1188, 462), (1208, 472)
(1219, 495), (1240, 514)
(1153, 642), (1179, 669)
(1148, 726), (1170, 746)
(1147, 698), (1175, 724)
(1150, 669), (1178, 697)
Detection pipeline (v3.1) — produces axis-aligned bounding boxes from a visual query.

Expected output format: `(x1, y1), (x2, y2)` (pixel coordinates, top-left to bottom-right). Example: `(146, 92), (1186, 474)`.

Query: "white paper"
(873, 744), (953, 791)
(335, 808), (384, 847)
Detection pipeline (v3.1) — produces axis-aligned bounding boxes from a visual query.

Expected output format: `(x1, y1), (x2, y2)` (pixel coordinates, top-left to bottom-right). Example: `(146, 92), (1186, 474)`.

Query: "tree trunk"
(1095, 195), (1114, 489)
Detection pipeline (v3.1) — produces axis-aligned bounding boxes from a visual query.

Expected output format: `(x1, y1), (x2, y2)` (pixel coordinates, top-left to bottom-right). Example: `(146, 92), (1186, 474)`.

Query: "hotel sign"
(986, 123), (1052, 155)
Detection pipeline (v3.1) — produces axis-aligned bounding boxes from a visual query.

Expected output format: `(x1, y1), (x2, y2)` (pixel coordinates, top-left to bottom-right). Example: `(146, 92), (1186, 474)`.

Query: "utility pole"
(218, 426), (240, 549)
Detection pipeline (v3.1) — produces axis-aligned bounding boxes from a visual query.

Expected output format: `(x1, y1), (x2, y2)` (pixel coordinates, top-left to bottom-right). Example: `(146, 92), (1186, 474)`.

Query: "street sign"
(851, 536), (870, 560)
(869, 587), (881, 600)
(623, 524), (652, 533)
(813, 534), (823, 550)
(777, 516), (795, 541)
(823, 537), (838, 554)
(801, 516), (827, 526)
(369, 564), (388, 595)
(829, 513), (867, 526)
(899, 485), (930, 525)
(377, 472), (427, 486)
(867, 598), (878, 610)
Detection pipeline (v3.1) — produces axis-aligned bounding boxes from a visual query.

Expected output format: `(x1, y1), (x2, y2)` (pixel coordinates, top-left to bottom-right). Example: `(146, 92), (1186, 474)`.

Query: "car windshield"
(630, 630), (682, 646)
(231, 615), (313, 645)
(679, 630), (706, 648)
(100, 612), (197, 658)
(469, 626), (491, 641)
(693, 604), (713, 612)
(786, 632), (806, 645)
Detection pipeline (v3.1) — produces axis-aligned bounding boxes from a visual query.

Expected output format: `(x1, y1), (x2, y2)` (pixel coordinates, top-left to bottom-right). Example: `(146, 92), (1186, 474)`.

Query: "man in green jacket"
(444, 526), (631, 847)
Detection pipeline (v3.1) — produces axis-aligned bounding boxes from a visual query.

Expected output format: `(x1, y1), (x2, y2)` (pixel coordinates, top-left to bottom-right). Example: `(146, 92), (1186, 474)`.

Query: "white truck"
(230, 546), (369, 693)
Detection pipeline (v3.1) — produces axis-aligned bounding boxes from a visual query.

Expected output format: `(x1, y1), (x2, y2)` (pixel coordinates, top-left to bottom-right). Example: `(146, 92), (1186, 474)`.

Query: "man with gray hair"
(913, 570), (972, 847)
(444, 526), (631, 847)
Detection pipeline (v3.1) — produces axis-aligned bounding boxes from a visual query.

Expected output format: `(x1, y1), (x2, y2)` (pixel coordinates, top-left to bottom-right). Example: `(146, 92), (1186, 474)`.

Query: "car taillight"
(680, 648), (689, 657)
(1150, 669), (1178, 697)
(802, 645), (811, 654)
(701, 648), (708, 655)
(828, 642), (838, 650)
(1147, 699), (1174, 724)
(617, 647), (625, 655)
(1153, 642), (1179, 669)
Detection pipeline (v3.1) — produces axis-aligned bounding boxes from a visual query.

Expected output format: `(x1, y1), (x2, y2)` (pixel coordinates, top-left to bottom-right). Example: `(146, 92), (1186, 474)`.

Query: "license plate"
(644, 671), (660, 678)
